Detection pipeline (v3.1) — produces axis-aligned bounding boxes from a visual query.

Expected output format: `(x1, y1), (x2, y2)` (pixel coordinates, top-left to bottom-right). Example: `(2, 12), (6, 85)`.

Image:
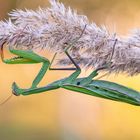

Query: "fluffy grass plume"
(0, 0), (140, 75)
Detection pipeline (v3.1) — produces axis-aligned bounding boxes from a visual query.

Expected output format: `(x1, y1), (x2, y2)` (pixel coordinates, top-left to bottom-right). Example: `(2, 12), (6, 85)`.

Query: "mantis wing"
(89, 80), (140, 104)
(62, 81), (140, 106)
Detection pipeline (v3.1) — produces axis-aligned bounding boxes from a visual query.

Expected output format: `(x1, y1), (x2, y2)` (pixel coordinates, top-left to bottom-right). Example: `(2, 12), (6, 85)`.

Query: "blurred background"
(0, 0), (140, 140)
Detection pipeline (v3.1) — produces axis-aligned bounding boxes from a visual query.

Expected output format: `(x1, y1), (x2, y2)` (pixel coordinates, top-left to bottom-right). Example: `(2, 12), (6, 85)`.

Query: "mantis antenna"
(0, 94), (13, 106)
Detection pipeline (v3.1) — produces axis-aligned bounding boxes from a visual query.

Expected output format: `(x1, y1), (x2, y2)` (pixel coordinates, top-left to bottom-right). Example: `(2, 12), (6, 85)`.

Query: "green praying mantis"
(1, 25), (140, 106)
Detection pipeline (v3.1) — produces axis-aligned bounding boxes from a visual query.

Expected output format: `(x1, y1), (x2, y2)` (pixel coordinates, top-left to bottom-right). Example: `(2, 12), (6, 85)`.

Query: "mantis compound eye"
(12, 90), (20, 96)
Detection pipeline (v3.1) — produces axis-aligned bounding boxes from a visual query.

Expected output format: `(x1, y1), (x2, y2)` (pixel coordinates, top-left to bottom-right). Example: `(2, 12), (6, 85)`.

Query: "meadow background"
(0, 0), (140, 140)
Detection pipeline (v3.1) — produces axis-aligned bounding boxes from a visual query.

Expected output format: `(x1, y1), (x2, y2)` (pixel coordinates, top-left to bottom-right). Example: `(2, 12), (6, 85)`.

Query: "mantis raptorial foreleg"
(0, 45), (50, 89)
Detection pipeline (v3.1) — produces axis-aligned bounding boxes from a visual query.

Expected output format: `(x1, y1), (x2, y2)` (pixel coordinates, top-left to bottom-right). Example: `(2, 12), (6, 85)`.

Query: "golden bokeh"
(0, 0), (140, 140)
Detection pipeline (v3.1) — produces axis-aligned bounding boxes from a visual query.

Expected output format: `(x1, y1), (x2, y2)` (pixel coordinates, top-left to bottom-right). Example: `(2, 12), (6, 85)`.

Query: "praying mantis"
(1, 39), (140, 106)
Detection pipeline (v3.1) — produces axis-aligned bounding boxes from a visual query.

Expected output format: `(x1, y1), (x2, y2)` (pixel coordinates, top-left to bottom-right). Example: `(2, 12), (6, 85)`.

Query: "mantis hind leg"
(79, 39), (118, 86)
